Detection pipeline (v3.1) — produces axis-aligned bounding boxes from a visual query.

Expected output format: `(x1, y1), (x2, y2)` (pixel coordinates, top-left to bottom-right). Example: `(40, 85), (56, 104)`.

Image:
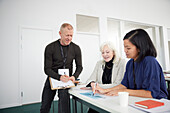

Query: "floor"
(0, 100), (88, 113)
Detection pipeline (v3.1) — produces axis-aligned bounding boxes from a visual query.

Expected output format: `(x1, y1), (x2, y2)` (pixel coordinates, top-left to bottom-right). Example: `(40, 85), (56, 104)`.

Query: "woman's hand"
(95, 84), (107, 94)
(105, 88), (126, 96)
(105, 90), (119, 96)
(80, 87), (91, 90)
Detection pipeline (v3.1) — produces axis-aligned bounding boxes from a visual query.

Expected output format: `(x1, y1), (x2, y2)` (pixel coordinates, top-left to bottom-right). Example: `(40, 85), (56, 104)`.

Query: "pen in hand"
(93, 83), (96, 96)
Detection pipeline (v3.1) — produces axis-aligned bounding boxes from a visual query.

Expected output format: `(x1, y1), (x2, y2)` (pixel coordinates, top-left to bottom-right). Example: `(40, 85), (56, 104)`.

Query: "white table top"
(69, 85), (149, 113)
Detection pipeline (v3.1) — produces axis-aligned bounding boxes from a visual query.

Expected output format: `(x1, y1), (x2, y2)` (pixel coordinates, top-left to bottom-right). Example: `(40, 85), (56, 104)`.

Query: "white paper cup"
(118, 92), (129, 107)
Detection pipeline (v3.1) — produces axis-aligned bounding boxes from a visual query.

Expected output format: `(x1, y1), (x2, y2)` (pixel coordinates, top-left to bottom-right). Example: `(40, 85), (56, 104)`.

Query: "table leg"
(72, 97), (77, 113)
(81, 102), (83, 113)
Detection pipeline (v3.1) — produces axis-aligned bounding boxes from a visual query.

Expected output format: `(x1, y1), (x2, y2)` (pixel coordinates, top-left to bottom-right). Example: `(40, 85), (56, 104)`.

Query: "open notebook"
(49, 77), (75, 90)
(49, 69), (75, 90)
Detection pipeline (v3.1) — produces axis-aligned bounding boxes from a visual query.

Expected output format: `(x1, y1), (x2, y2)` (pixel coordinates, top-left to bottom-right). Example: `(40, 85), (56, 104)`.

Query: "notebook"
(49, 69), (75, 90)
(135, 100), (164, 109)
(49, 77), (75, 90)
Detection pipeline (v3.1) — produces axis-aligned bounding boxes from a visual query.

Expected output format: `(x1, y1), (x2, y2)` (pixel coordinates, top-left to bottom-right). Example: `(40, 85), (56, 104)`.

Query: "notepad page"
(50, 77), (74, 88)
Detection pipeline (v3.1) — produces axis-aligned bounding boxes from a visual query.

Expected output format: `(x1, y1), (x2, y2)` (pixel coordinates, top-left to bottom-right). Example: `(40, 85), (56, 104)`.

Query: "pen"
(93, 83), (96, 96)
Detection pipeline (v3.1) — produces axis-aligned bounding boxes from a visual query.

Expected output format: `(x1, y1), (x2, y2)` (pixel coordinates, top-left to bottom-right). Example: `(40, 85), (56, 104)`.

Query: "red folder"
(135, 100), (164, 109)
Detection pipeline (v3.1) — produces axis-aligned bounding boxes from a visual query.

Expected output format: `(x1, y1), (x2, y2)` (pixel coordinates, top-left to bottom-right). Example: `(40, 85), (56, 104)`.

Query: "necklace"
(105, 65), (112, 69)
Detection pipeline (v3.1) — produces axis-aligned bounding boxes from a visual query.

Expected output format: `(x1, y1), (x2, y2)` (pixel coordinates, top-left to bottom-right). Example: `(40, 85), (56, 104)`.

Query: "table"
(69, 85), (149, 113)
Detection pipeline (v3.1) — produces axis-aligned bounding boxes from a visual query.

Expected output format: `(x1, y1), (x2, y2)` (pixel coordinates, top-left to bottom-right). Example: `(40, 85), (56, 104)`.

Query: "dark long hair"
(123, 29), (157, 62)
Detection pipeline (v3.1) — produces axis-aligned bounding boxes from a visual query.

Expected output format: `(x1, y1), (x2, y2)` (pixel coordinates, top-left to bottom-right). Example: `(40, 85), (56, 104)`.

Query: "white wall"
(0, 0), (170, 109)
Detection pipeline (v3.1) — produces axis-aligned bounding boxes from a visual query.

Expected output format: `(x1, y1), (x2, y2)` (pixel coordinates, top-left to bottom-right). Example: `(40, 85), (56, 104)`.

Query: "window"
(168, 28), (170, 66)
(107, 18), (164, 68)
(76, 14), (99, 34)
(75, 14), (100, 83)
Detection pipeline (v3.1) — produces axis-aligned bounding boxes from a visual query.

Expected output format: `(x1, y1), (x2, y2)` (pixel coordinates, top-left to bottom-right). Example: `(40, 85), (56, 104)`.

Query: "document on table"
(130, 99), (170, 113)
(80, 92), (105, 99)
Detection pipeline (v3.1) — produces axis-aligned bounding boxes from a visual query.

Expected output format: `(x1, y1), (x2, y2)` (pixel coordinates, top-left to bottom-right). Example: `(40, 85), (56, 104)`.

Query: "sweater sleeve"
(121, 60), (131, 88)
(142, 57), (168, 99)
(111, 59), (127, 86)
(44, 44), (61, 80)
(72, 45), (83, 79)
(86, 61), (100, 86)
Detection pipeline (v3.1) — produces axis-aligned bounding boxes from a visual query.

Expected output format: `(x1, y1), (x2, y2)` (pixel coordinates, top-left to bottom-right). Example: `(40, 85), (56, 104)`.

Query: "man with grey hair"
(40, 23), (83, 113)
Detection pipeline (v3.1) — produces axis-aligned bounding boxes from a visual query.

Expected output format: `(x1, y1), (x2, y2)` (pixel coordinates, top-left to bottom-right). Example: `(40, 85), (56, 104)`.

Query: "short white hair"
(100, 41), (120, 63)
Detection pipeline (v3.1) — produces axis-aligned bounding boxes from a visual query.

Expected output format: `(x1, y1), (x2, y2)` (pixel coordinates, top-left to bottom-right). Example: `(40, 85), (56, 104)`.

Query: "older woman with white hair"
(86, 41), (127, 88)
(85, 41), (127, 113)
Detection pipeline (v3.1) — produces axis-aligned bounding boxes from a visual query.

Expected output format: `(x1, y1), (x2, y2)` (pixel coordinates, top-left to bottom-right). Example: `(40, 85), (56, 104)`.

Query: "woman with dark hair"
(96, 29), (168, 99)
